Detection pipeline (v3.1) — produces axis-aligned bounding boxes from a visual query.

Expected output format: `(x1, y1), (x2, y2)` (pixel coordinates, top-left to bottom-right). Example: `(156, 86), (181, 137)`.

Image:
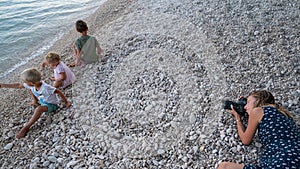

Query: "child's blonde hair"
(20, 68), (42, 83)
(45, 52), (60, 63)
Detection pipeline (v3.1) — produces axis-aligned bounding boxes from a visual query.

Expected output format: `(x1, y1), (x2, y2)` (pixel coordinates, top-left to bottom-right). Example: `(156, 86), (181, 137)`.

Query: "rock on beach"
(0, 0), (299, 168)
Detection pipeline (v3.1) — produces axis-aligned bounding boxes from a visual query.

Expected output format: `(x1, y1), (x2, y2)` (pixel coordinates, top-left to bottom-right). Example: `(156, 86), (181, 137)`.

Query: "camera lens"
(223, 100), (233, 110)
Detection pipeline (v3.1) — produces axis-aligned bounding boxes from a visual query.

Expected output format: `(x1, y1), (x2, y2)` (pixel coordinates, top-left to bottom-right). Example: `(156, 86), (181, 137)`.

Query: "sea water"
(0, 0), (106, 78)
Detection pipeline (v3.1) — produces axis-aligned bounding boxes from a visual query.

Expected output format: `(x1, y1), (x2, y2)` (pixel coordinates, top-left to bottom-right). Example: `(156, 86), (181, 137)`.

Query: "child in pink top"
(42, 52), (76, 88)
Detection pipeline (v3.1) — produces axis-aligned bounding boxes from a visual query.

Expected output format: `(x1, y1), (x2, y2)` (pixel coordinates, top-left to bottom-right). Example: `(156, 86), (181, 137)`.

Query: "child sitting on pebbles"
(69, 19), (102, 67)
(0, 68), (71, 138)
(42, 52), (76, 88)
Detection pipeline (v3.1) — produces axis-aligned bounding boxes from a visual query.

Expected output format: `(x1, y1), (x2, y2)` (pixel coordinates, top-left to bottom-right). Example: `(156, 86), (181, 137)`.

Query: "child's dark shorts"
(40, 102), (59, 115)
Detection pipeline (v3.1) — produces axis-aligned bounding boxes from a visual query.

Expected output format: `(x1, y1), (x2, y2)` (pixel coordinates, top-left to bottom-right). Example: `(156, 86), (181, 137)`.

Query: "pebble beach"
(0, 0), (299, 168)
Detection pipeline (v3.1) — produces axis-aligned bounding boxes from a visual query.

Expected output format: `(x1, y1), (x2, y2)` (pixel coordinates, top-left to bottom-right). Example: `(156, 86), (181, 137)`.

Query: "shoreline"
(0, 0), (108, 83)
(1, 0), (299, 168)
(0, 0), (106, 81)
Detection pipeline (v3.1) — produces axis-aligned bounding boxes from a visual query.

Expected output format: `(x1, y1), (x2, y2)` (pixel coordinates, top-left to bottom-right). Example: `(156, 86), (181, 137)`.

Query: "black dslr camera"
(223, 97), (247, 116)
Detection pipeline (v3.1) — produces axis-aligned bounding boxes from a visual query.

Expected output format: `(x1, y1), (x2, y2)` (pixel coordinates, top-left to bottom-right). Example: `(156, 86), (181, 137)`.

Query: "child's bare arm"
(56, 72), (66, 82)
(41, 61), (47, 68)
(75, 50), (81, 65)
(54, 89), (71, 108)
(0, 83), (24, 89)
(97, 45), (102, 55)
(29, 91), (39, 106)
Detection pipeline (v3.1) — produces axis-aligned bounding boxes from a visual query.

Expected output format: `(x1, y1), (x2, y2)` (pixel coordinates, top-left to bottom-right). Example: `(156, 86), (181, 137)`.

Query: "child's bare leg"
(16, 106), (48, 138)
(53, 80), (62, 88)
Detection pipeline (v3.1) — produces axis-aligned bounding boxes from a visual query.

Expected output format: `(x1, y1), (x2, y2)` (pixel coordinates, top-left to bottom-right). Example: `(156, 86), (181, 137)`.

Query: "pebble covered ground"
(0, 0), (299, 168)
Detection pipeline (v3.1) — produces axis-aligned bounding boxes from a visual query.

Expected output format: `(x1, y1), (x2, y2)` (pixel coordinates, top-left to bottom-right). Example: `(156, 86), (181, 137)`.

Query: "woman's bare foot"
(16, 127), (29, 138)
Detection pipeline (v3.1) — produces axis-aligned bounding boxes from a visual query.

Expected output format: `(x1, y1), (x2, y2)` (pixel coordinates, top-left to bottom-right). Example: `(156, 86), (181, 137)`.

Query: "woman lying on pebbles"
(218, 90), (300, 169)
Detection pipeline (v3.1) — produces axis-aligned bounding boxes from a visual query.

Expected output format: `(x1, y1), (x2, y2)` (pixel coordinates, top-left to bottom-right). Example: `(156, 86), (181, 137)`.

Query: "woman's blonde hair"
(20, 68), (42, 83)
(45, 52), (60, 63)
(249, 90), (293, 118)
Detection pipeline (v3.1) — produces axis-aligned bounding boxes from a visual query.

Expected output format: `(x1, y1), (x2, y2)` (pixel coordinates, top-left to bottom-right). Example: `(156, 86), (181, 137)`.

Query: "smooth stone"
(4, 143), (13, 150)
(157, 149), (165, 155)
(7, 131), (14, 138)
(42, 161), (50, 167)
(67, 160), (79, 167)
(189, 113), (197, 123)
(48, 156), (57, 163)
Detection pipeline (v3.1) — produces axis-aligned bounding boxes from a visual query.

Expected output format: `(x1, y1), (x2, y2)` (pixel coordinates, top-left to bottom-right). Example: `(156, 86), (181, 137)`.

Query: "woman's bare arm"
(233, 107), (263, 145)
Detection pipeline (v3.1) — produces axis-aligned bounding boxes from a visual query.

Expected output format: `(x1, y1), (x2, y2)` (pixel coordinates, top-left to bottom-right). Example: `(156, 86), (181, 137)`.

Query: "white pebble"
(4, 143), (13, 150)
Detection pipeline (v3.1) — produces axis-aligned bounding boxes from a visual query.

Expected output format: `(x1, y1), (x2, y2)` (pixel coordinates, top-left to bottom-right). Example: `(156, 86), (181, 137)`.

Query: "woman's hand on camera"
(230, 105), (240, 118)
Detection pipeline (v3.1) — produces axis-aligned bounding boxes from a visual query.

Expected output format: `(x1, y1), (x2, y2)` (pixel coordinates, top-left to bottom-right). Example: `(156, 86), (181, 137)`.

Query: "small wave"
(0, 0), (106, 78)
(0, 31), (65, 79)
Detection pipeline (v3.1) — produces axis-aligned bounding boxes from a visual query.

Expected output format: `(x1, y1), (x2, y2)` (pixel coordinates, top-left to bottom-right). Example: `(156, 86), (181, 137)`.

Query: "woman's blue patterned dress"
(244, 106), (300, 169)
